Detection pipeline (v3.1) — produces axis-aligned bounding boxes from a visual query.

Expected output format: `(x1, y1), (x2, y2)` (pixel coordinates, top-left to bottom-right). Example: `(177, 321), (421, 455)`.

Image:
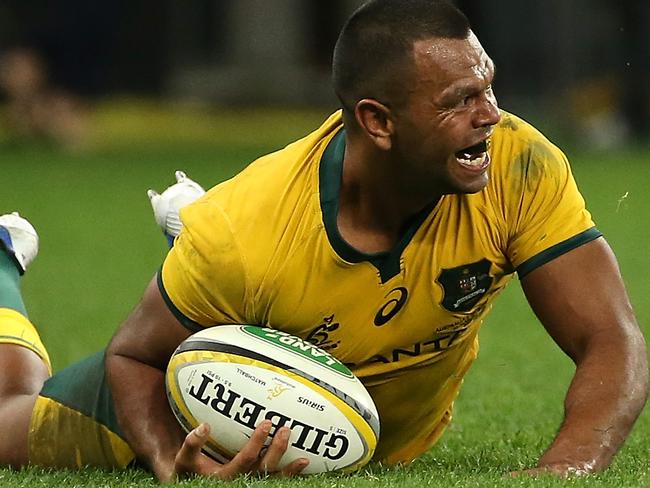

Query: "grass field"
(1, 104), (649, 487)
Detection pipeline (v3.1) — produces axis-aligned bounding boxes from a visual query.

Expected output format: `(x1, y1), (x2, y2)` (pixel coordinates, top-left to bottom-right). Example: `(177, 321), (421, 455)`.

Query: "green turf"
(0, 107), (648, 487)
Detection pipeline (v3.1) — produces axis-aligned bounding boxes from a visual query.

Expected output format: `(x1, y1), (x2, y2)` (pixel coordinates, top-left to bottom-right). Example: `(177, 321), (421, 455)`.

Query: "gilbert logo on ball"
(165, 325), (380, 474)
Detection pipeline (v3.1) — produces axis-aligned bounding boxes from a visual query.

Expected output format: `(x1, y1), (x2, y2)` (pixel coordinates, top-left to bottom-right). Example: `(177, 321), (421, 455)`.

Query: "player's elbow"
(610, 318), (649, 412)
(105, 314), (140, 385)
(581, 315), (648, 403)
(628, 325), (649, 406)
(105, 311), (138, 363)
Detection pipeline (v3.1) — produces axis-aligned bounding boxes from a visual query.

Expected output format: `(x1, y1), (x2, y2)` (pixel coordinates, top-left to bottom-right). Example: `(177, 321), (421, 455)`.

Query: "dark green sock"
(0, 247), (27, 317)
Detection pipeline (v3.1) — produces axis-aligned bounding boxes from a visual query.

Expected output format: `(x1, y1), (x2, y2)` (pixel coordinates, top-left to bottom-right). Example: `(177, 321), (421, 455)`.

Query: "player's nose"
(474, 94), (501, 129)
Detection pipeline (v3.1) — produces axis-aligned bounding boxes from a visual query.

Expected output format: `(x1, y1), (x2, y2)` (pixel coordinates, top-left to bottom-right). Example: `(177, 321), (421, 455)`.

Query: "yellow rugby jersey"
(160, 111), (600, 463)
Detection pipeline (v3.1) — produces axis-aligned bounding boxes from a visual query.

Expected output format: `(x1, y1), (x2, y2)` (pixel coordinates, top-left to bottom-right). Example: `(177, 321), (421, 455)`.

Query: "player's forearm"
(538, 329), (648, 474)
(105, 352), (185, 481)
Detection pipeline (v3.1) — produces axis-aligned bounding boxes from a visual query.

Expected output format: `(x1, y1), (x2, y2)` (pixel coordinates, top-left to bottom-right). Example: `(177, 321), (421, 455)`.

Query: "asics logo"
(374, 287), (408, 326)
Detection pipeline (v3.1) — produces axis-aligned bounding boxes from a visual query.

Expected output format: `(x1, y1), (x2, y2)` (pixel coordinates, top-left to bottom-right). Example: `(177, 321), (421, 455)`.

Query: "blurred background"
(0, 0), (648, 150)
(0, 1), (648, 370)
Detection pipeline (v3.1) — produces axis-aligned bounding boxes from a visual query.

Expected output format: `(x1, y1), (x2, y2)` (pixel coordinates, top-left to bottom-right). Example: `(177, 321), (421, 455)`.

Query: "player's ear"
(354, 99), (394, 151)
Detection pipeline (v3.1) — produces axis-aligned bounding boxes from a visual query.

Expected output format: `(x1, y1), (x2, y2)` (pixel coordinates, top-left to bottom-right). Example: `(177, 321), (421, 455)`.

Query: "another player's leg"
(0, 213), (51, 467)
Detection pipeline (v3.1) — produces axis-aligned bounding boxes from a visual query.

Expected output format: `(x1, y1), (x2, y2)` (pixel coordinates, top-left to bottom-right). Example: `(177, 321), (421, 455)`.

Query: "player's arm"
(518, 237), (648, 476)
(105, 276), (191, 481)
(106, 277), (306, 482)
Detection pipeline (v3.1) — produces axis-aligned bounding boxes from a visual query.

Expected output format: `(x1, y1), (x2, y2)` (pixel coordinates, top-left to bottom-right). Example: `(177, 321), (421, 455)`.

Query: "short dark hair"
(332, 0), (471, 114)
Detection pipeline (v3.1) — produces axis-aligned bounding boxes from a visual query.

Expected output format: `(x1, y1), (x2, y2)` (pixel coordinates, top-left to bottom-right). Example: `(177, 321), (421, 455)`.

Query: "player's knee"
(0, 344), (49, 398)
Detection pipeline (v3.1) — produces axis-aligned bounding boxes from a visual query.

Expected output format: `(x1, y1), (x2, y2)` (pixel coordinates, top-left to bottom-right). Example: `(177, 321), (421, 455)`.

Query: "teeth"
(457, 152), (487, 167)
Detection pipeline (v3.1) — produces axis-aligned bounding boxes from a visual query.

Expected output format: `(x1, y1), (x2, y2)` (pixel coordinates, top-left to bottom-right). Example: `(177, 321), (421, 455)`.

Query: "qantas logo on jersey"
(437, 259), (494, 312)
(361, 305), (486, 365)
(366, 326), (470, 364)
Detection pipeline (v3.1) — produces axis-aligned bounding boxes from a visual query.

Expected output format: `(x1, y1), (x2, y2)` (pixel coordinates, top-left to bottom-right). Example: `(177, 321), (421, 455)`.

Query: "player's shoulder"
(178, 111), (343, 242)
(208, 111), (342, 208)
(492, 111), (559, 153)
(489, 110), (570, 181)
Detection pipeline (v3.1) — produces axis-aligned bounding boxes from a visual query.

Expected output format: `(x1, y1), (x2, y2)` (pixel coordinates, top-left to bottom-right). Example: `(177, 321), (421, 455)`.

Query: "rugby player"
(0, 0), (647, 481)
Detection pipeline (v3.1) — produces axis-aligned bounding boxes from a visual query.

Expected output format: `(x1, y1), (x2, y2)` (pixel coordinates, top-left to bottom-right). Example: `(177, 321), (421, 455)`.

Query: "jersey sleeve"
(158, 199), (251, 331)
(504, 138), (601, 278)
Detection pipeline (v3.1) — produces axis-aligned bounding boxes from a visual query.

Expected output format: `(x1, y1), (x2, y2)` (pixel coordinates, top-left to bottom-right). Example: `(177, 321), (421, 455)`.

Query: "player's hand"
(509, 462), (595, 478)
(170, 421), (309, 482)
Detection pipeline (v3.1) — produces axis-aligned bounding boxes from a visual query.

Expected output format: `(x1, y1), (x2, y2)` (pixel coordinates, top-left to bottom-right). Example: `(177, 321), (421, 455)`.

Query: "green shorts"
(28, 351), (135, 469)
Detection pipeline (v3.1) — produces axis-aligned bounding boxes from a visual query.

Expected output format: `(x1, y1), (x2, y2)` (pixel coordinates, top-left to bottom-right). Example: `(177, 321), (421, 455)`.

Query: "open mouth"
(454, 140), (490, 170)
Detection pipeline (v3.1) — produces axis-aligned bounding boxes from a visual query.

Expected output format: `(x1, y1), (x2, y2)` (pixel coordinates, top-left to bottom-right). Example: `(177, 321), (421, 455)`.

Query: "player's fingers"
(174, 423), (210, 472)
(175, 170), (187, 183)
(509, 464), (589, 479)
(280, 457), (310, 477)
(257, 426), (291, 473)
(219, 420), (272, 479)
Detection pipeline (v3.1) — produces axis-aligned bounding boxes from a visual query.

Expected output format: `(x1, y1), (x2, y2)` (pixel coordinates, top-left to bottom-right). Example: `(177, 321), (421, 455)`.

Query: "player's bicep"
(520, 237), (638, 362)
(107, 275), (191, 371)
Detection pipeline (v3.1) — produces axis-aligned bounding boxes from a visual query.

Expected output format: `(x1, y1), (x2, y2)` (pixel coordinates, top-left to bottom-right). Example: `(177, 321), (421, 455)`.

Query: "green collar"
(319, 130), (435, 283)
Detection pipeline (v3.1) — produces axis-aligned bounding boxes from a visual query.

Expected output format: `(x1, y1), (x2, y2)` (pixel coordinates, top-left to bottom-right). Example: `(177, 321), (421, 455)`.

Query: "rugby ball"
(165, 325), (380, 474)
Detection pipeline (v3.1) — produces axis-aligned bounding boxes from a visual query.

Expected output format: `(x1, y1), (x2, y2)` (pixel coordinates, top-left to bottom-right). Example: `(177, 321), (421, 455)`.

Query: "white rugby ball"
(165, 325), (380, 474)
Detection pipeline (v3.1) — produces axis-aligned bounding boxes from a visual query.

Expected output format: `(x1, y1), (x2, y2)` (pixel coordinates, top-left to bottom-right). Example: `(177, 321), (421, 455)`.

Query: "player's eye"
(452, 92), (471, 108)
